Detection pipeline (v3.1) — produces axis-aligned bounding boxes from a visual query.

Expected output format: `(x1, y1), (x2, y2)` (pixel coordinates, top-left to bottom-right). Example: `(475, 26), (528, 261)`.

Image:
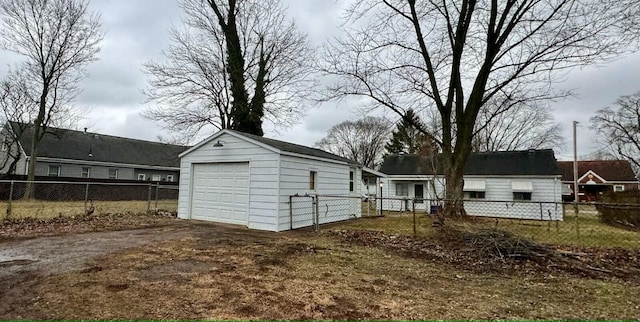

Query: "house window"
(396, 183), (408, 196)
(0, 137), (8, 151)
(137, 174), (146, 181)
(48, 165), (61, 177)
(613, 185), (625, 192)
(349, 170), (354, 192)
(513, 192), (532, 201)
(81, 167), (90, 178)
(309, 171), (317, 190)
(465, 191), (486, 199)
(108, 169), (118, 180)
(167, 174), (174, 182)
(152, 174), (161, 181)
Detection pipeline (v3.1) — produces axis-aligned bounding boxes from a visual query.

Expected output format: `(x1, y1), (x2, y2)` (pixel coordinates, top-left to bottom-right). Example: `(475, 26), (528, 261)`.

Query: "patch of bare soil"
(329, 228), (640, 283)
(0, 211), (178, 240)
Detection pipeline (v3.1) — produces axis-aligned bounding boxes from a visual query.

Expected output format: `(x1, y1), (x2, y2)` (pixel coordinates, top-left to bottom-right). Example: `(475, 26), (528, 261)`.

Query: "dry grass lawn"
(1, 199), (178, 220)
(340, 211), (639, 249)
(31, 233), (639, 320)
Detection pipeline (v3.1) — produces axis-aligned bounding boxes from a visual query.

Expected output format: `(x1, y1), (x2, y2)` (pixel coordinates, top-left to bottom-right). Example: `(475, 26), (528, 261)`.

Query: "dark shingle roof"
(10, 122), (189, 168)
(557, 160), (637, 182)
(379, 149), (559, 176)
(229, 130), (358, 165)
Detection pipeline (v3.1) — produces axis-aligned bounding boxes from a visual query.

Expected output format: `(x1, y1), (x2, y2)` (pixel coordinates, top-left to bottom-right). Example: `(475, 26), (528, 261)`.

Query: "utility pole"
(573, 121), (579, 202)
(573, 120), (580, 242)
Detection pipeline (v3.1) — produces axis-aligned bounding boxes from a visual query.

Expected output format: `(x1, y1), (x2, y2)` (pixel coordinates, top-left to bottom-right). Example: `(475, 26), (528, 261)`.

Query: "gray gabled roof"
(228, 130), (358, 165)
(9, 122), (189, 168)
(379, 149), (559, 176)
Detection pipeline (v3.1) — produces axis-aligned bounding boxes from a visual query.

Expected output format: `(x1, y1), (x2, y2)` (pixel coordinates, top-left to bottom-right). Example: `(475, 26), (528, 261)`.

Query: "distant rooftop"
(8, 122), (189, 168)
(557, 160), (637, 182)
(379, 149), (559, 176)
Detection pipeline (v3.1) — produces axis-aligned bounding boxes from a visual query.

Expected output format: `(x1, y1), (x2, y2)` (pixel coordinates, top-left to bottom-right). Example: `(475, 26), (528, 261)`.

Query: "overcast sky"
(1, 0), (639, 161)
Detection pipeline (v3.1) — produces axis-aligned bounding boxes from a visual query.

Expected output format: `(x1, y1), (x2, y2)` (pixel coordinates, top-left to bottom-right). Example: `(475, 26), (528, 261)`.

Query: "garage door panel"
(191, 162), (249, 225)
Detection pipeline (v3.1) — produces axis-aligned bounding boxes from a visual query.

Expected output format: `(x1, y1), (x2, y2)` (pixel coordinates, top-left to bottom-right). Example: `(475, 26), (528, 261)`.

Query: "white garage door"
(190, 162), (250, 225)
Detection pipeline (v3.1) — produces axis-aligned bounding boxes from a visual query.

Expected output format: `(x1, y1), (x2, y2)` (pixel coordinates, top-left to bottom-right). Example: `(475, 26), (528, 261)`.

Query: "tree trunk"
(25, 100), (46, 200)
(443, 164), (466, 218)
(24, 129), (39, 200)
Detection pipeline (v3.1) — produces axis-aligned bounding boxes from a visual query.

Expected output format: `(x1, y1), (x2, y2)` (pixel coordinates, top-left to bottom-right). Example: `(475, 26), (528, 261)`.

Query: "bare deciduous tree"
(143, 0), (315, 140)
(472, 100), (564, 152)
(314, 116), (392, 169)
(0, 0), (102, 197)
(0, 71), (34, 176)
(592, 92), (640, 173)
(320, 0), (640, 223)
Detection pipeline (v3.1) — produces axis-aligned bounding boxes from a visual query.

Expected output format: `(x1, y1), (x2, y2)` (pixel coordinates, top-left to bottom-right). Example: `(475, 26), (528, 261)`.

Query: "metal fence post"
(84, 183), (89, 215)
(412, 198), (416, 237)
(289, 195), (293, 230)
(574, 201), (580, 244)
(7, 180), (14, 219)
(147, 183), (152, 212)
(155, 183), (159, 211)
(315, 195), (320, 232)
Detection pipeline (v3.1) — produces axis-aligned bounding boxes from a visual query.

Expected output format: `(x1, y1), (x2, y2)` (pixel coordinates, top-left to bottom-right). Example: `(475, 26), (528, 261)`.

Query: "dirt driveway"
(0, 220), (281, 319)
(1, 219), (638, 320)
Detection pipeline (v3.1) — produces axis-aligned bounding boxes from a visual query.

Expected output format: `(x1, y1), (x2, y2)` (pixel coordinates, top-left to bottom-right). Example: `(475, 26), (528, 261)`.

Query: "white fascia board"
(179, 130), (228, 158)
(386, 175), (436, 181)
(362, 167), (387, 178)
(577, 170), (607, 183)
(37, 157), (179, 171)
(181, 129), (356, 167)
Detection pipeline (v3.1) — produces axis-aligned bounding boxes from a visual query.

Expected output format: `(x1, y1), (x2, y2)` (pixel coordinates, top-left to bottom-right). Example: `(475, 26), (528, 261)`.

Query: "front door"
(414, 184), (424, 203)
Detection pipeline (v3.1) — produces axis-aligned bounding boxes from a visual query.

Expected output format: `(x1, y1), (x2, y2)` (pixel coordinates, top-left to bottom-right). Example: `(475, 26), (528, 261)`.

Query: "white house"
(377, 149), (563, 220)
(178, 129), (363, 231)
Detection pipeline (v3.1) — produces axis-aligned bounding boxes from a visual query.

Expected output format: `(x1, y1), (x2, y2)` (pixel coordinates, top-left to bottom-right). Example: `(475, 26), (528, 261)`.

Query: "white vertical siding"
(277, 155), (361, 231)
(178, 133), (280, 231)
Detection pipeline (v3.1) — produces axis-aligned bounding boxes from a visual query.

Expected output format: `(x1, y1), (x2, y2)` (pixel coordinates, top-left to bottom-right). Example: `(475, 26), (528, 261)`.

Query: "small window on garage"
(349, 169), (354, 192)
(513, 192), (532, 200)
(310, 171), (317, 190)
(512, 181), (533, 201)
(137, 174), (146, 181)
(465, 191), (486, 199)
(613, 185), (625, 192)
(463, 180), (486, 199)
(167, 174), (174, 182)
(81, 167), (90, 178)
(152, 174), (161, 181)
(396, 183), (408, 196)
(48, 165), (61, 177)
(108, 169), (118, 180)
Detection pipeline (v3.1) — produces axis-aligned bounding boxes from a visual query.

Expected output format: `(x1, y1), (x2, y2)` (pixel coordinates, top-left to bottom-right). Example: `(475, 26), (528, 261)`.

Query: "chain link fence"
(290, 194), (639, 249)
(0, 180), (179, 221)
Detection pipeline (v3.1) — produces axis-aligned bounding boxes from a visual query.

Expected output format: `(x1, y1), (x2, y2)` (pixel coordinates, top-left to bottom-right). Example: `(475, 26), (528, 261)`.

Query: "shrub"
(596, 190), (640, 229)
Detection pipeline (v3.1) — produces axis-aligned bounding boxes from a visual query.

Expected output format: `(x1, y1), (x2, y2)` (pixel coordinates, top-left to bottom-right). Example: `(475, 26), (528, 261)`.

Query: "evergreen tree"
(385, 109), (437, 156)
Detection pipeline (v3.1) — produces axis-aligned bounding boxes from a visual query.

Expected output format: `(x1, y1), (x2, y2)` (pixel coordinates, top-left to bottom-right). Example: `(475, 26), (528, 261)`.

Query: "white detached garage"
(178, 129), (363, 231)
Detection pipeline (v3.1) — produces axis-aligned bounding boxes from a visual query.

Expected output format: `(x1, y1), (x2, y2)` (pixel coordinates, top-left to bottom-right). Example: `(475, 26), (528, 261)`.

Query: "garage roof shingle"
(230, 130), (358, 165)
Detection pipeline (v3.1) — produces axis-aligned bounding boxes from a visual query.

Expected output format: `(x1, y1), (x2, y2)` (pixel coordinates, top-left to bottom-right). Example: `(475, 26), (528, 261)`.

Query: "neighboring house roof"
(557, 160), (638, 182)
(8, 122), (189, 168)
(379, 149), (559, 176)
(181, 129), (359, 166)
